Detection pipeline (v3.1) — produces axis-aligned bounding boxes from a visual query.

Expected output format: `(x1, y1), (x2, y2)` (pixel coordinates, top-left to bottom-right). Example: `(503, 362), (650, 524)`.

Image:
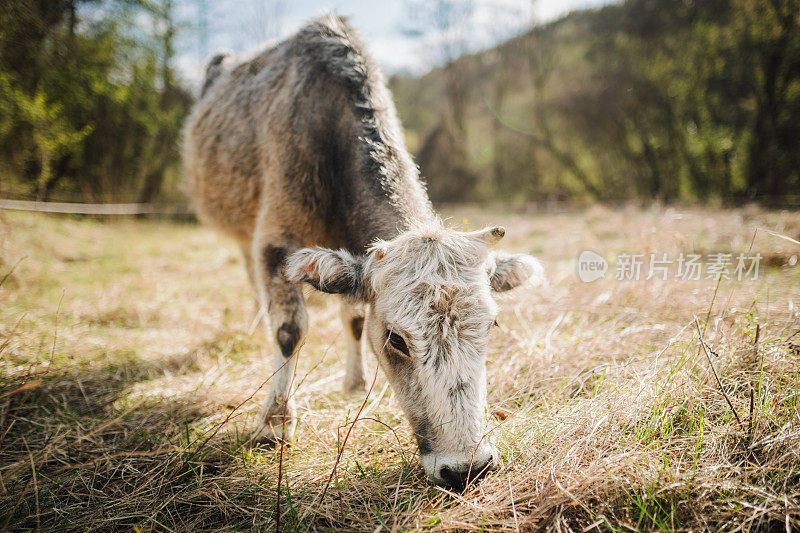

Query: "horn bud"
(490, 226), (506, 240)
(470, 226), (506, 245)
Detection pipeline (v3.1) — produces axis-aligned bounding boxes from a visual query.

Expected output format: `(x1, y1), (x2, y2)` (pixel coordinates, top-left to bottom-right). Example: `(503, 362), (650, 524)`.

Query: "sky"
(173, 0), (612, 88)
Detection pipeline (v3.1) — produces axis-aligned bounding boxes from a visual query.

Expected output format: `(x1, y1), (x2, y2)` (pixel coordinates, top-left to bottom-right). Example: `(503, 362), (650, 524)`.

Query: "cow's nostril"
(438, 465), (465, 490)
(438, 458), (495, 490)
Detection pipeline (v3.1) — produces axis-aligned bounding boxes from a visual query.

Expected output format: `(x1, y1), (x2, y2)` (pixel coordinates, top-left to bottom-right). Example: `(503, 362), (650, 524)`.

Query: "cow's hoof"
(252, 414), (296, 447)
(251, 436), (280, 450)
(343, 376), (366, 396)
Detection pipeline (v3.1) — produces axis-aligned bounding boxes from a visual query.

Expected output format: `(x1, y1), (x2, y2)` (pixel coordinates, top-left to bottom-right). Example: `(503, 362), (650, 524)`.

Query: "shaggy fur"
(286, 222), (544, 484)
(183, 15), (433, 249)
(183, 14), (543, 487)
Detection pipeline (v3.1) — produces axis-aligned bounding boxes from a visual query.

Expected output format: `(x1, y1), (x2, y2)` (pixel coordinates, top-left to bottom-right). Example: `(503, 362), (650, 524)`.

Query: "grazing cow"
(182, 15), (543, 488)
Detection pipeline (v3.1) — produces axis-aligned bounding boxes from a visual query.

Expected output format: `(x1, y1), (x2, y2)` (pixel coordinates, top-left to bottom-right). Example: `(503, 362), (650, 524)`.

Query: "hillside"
(390, 0), (800, 205)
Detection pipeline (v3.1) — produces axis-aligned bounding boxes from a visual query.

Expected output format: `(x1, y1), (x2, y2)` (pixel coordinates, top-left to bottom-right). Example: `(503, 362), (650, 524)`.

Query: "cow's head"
(286, 222), (544, 488)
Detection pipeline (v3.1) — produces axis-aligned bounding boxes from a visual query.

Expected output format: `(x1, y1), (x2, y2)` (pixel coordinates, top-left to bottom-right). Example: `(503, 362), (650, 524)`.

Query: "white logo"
(577, 250), (608, 282)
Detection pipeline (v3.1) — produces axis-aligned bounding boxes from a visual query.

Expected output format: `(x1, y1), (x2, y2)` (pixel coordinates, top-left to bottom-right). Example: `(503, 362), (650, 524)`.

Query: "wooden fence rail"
(0, 199), (191, 216)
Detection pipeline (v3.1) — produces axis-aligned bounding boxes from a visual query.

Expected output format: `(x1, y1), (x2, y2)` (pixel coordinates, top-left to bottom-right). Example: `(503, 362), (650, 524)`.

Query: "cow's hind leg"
(340, 300), (366, 394)
(241, 245), (257, 291)
(252, 241), (308, 445)
(240, 245), (261, 314)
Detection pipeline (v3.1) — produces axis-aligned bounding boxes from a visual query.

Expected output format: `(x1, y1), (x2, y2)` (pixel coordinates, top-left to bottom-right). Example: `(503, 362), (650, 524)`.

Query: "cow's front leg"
(252, 243), (308, 445)
(340, 299), (366, 394)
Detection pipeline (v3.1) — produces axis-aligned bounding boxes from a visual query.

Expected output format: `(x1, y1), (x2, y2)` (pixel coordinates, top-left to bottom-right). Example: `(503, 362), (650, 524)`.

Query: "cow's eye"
(387, 330), (410, 356)
(493, 319), (499, 328)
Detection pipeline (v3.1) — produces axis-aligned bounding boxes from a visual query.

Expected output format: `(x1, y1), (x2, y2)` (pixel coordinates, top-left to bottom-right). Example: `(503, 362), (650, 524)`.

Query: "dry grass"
(0, 204), (799, 532)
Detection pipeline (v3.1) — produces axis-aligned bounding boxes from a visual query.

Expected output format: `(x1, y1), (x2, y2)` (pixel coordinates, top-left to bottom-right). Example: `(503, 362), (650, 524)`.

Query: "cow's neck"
(339, 174), (435, 253)
(337, 117), (436, 253)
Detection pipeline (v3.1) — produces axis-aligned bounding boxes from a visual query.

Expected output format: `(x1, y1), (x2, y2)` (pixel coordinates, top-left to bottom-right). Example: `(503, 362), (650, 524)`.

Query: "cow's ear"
(487, 251), (545, 292)
(285, 248), (370, 300)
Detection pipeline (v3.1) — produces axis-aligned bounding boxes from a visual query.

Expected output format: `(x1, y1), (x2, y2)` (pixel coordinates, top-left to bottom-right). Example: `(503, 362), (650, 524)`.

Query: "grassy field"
(1, 205), (799, 532)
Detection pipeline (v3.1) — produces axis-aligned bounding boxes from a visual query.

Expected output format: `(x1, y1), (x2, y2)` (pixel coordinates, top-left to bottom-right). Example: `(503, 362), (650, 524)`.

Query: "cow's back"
(182, 48), (285, 244)
(183, 16), (433, 251)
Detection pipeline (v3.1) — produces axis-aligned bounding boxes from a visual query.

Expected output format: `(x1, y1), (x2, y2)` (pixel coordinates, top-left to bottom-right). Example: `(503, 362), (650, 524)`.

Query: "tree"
(403, 0), (478, 201)
(0, 0), (192, 202)
(736, 0), (800, 200)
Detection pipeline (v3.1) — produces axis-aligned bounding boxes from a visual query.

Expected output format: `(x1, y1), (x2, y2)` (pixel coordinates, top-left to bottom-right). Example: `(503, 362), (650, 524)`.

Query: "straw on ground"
(0, 204), (799, 531)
